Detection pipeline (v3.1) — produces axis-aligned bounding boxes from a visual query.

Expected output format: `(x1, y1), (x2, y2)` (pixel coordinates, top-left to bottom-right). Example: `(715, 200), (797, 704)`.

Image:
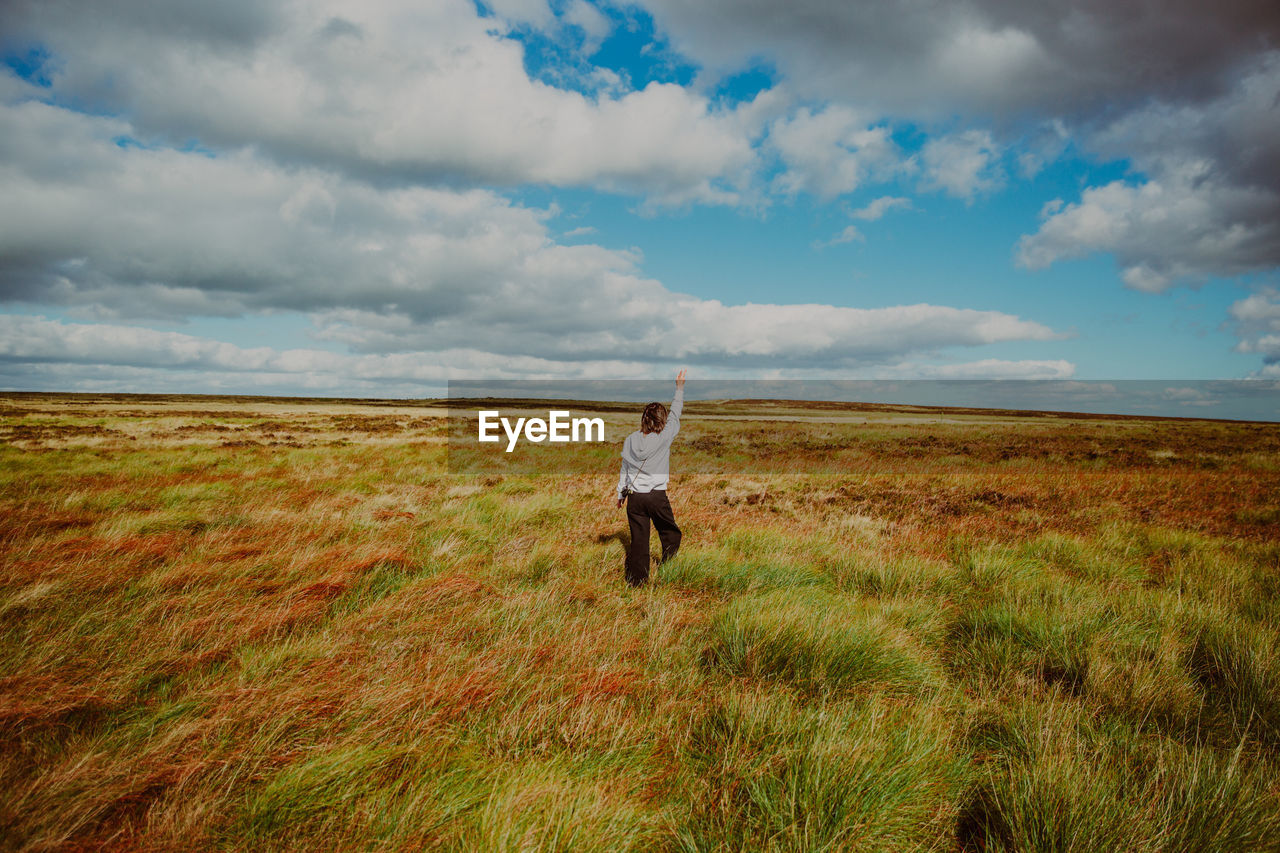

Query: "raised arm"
(665, 369), (686, 439)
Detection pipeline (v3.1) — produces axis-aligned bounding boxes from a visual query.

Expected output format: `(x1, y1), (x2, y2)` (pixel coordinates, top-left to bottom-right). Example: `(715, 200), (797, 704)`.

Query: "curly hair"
(640, 402), (668, 434)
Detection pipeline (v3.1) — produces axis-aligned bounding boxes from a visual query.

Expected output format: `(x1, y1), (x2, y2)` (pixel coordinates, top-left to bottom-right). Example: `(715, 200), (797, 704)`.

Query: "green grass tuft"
(710, 588), (940, 694)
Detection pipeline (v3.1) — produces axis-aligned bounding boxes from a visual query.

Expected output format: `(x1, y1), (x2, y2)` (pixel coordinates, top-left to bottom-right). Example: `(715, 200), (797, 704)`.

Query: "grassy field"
(2, 392), (1280, 851)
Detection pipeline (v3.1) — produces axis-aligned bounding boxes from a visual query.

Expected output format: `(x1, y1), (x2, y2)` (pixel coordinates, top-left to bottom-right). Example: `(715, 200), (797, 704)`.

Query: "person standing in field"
(615, 369), (686, 587)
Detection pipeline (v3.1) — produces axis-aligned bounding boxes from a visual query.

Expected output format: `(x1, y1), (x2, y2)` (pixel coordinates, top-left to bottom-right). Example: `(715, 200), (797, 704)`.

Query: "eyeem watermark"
(478, 410), (606, 452)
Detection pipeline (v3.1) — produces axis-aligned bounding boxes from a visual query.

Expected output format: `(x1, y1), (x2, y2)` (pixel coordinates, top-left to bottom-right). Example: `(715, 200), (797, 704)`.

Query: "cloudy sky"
(1, 0), (1278, 396)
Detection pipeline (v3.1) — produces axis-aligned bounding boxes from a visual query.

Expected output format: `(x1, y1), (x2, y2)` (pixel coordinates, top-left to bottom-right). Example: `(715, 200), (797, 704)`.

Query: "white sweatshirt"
(616, 387), (683, 497)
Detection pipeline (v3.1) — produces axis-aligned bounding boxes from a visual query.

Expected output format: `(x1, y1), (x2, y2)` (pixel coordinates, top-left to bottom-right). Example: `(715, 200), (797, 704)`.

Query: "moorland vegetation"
(2, 394), (1279, 851)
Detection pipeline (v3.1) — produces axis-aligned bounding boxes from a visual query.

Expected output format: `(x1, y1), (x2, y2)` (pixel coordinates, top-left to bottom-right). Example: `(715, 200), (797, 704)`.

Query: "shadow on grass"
(594, 530), (630, 550)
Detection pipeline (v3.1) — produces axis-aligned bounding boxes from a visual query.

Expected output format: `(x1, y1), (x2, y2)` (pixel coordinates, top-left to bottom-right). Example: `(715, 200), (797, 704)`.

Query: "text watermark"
(477, 410), (606, 452)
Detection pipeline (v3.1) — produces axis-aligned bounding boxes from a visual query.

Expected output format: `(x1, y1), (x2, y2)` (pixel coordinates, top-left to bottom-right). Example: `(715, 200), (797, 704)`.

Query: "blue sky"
(1, 0), (1278, 397)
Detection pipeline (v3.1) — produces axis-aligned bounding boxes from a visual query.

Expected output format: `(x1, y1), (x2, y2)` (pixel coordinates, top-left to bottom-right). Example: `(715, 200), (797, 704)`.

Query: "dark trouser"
(625, 489), (681, 587)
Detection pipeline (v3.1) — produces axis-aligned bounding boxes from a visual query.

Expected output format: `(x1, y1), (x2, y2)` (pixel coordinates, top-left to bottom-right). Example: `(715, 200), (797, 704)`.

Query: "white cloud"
(1230, 287), (1280, 365)
(1016, 119), (1070, 178)
(768, 105), (901, 199)
(814, 195), (913, 248)
(0, 99), (1062, 374)
(2, 0), (1276, 386)
(850, 196), (912, 221)
(482, 0), (556, 30)
(812, 225), (863, 250)
(0, 0), (762, 206)
(918, 129), (1003, 200)
(656, 301), (1059, 365)
(0, 314), (648, 393)
(1017, 161), (1279, 291)
(626, 0), (1280, 301)
(310, 298), (1061, 369)
(563, 0), (612, 50)
(0, 315), (1073, 394)
(1017, 55), (1280, 290)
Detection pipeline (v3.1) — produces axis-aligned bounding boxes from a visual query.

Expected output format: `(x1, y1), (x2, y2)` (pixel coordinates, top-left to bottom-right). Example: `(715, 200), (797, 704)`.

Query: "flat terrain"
(2, 393), (1279, 851)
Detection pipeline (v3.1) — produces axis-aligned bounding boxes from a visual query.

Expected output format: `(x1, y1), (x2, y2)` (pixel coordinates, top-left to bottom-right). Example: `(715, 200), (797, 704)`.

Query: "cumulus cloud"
(0, 0), (763, 206)
(919, 130), (1004, 200)
(1, 99), (606, 324)
(813, 196), (914, 248)
(653, 301), (1059, 366)
(0, 314), (652, 395)
(1018, 56), (1280, 289)
(1230, 288), (1280, 366)
(310, 298), (1060, 368)
(482, 0), (556, 30)
(6, 0), (1273, 385)
(0, 99), (1060, 375)
(562, 0), (613, 50)
(1017, 162), (1279, 291)
(0, 315), (1072, 393)
(768, 105), (901, 199)
(636, 0), (1280, 292)
(850, 196), (913, 221)
(636, 0), (1280, 119)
